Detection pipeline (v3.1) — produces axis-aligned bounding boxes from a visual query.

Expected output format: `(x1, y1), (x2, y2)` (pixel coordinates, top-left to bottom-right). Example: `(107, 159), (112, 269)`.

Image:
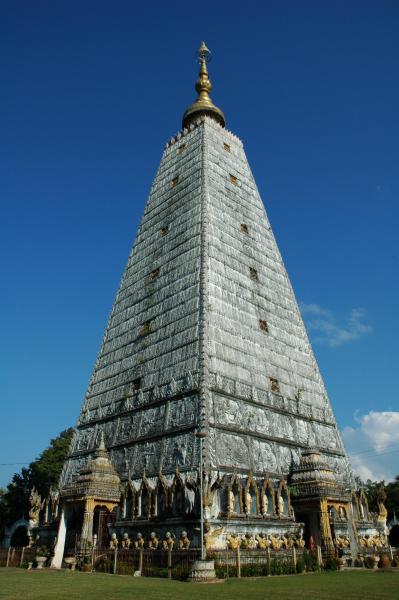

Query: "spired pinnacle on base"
(182, 41), (226, 129)
(37, 44), (388, 569)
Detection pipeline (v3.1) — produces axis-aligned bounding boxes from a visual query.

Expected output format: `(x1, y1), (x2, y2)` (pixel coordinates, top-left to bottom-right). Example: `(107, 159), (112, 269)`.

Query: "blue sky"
(1, 0), (398, 487)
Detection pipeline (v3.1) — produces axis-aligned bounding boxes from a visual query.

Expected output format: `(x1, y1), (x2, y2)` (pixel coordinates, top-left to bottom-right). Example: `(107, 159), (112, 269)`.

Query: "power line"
(0, 462), (30, 466)
(348, 442), (399, 458)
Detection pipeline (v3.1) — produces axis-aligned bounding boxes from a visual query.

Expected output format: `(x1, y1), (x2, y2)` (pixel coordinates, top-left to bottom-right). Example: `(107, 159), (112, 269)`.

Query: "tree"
(362, 476), (399, 520)
(0, 428), (73, 540)
(385, 475), (399, 519)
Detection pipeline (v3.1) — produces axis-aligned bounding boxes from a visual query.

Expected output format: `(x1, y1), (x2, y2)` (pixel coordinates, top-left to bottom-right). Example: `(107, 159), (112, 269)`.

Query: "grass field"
(0, 568), (398, 600)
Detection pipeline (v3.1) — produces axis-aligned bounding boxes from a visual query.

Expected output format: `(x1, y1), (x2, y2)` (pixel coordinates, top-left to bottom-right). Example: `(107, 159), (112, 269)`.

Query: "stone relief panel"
(269, 412), (295, 441)
(64, 457), (87, 486)
(139, 405), (166, 437)
(162, 433), (196, 471)
(324, 455), (353, 484)
(116, 414), (140, 443)
(167, 395), (198, 429)
(216, 431), (251, 470)
(251, 439), (277, 473)
(75, 427), (95, 451)
(276, 445), (293, 474)
(216, 397), (241, 428)
(294, 419), (317, 446)
(314, 423), (340, 451)
(109, 448), (128, 476)
(215, 395), (299, 444)
(133, 441), (160, 475)
(102, 421), (116, 446)
(208, 427), (218, 468)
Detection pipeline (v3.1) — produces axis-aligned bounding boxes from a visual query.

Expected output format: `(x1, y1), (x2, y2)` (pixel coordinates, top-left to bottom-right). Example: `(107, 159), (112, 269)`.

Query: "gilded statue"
(109, 533), (118, 549)
(377, 485), (388, 527)
(282, 535), (294, 549)
(227, 533), (240, 550)
(134, 532), (145, 549)
(269, 534), (282, 550)
(262, 493), (269, 515)
(204, 525), (225, 550)
(162, 531), (175, 550)
(28, 487), (43, 527)
(295, 536), (305, 548)
(256, 533), (270, 549)
(336, 535), (350, 549)
(228, 489), (235, 513)
(179, 531), (190, 549)
(364, 535), (374, 548)
(245, 490), (252, 514)
(121, 532), (131, 548)
(278, 495), (284, 516)
(148, 531), (159, 549)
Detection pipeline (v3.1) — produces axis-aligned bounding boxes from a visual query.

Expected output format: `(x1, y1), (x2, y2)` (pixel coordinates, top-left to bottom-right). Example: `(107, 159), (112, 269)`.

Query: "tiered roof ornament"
(182, 42), (225, 129)
(290, 448), (349, 500)
(61, 432), (121, 503)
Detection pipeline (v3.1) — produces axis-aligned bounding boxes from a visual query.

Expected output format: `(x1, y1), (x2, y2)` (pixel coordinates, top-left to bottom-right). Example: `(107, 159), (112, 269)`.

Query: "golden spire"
(182, 42), (226, 129)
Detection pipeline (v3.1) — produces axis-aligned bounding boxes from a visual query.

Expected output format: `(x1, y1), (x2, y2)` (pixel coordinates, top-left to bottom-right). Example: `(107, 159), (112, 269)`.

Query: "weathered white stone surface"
(59, 117), (352, 490)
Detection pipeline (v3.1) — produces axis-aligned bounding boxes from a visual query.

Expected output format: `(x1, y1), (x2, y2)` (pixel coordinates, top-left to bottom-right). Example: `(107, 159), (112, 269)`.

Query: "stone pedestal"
(188, 559), (217, 582)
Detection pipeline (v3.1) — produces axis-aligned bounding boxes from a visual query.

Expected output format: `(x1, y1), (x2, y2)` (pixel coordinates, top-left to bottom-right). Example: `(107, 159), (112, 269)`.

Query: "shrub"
(324, 557), (339, 571)
(364, 556), (376, 569)
(35, 545), (50, 558)
(303, 549), (320, 572)
(296, 558), (305, 574)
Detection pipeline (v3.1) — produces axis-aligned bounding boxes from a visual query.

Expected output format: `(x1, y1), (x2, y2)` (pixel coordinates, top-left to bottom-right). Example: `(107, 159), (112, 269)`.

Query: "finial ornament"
(182, 41), (225, 129)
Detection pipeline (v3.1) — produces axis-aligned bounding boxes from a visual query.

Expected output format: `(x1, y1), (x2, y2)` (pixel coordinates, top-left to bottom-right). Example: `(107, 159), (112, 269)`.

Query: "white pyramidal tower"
(53, 44), (370, 560)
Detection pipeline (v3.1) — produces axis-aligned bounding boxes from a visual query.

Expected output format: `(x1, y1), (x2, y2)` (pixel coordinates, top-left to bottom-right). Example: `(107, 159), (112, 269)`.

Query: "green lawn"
(0, 568), (398, 600)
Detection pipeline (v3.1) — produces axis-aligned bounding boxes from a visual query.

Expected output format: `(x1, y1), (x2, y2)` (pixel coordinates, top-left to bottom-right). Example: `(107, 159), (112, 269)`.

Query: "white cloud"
(342, 411), (399, 482)
(300, 303), (372, 347)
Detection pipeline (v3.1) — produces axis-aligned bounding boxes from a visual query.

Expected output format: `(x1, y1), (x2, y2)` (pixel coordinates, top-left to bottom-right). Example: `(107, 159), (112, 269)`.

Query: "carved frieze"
(162, 433), (196, 471)
(167, 396), (198, 429)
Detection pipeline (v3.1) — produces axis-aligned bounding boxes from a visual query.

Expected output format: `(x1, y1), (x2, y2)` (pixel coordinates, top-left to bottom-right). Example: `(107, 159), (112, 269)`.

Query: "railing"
(92, 547), (201, 579)
(0, 547), (37, 568)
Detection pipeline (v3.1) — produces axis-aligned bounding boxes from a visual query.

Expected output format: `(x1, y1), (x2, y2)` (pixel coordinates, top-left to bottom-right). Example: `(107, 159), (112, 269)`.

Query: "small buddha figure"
(262, 493), (269, 516)
(109, 532), (118, 549)
(256, 533), (268, 550)
(283, 535), (294, 549)
(358, 536), (366, 548)
(247, 534), (258, 549)
(364, 535), (374, 548)
(228, 489), (235, 513)
(295, 536), (305, 548)
(278, 495), (285, 516)
(121, 532), (131, 549)
(134, 532), (145, 549)
(148, 531), (159, 550)
(270, 534), (282, 550)
(240, 533), (251, 549)
(179, 531), (190, 549)
(162, 531), (175, 550)
(245, 490), (252, 514)
(227, 533), (240, 550)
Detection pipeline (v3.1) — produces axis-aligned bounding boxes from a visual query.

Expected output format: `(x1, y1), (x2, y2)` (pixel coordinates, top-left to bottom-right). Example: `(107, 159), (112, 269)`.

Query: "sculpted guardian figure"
(121, 532), (131, 548)
(148, 531), (159, 549)
(179, 531), (190, 549)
